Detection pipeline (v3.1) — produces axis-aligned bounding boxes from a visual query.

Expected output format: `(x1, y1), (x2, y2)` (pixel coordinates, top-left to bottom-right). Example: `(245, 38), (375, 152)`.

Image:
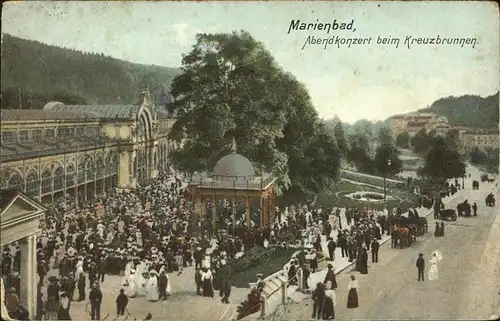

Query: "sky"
(2, 1), (499, 123)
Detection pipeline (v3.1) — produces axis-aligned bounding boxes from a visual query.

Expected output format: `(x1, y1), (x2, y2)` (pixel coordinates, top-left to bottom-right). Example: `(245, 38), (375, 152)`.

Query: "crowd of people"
(1, 164), (476, 321)
(1, 168), (249, 320)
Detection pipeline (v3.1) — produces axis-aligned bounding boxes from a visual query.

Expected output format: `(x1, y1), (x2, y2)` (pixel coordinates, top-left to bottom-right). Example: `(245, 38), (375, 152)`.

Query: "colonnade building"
(0, 90), (175, 205)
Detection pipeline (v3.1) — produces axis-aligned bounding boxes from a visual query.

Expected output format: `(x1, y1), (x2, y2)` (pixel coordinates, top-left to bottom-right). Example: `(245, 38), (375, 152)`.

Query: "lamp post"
(384, 158), (392, 206)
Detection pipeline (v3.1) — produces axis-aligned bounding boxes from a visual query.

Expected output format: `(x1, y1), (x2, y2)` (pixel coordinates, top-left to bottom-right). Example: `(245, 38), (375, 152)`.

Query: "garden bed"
(314, 181), (418, 211)
(230, 246), (298, 288)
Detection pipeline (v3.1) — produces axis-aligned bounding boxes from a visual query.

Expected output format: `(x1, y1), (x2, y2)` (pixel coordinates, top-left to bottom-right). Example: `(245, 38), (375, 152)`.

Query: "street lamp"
(384, 158), (392, 205)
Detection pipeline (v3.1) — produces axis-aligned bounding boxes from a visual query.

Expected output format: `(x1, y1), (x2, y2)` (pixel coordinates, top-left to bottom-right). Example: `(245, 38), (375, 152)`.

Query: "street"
(285, 178), (500, 320)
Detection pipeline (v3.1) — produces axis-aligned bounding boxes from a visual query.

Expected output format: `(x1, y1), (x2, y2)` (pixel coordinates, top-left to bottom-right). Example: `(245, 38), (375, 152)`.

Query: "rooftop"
(0, 133), (119, 162)
(1, 109), (98, 122)
(44, 102), (141, 119)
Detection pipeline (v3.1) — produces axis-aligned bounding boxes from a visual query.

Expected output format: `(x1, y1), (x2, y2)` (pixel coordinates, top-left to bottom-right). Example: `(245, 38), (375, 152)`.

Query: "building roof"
(1, 109), (98, 121)
(0, 189), (19, 213)
(0, 133), (119, 162)
(213, 152), (256, 178)
(43, 101), (141, 119)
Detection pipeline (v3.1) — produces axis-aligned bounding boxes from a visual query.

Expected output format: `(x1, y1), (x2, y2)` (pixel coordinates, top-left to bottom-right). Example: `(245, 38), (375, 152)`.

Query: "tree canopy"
(333, 122), (348, 156)
(469, 147), (499, 174)
(420, 136), (466, 183)
(395, 132), (410, 149)
(167, 31), (341, 194)
(410, 129), (430, 155)
(346, 133), (375, 174)
(374, 127), (403, 176)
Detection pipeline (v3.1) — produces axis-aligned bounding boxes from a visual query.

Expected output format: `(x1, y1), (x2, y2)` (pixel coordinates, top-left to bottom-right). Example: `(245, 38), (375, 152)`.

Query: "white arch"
(41, 161), (64, 174)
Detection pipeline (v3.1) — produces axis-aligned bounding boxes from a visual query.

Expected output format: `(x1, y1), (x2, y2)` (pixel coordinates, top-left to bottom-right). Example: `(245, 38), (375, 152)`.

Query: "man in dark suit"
(416, 253), (425, 282)
(220, 274), (232, 304)
(371, 239), (380, 263)
(327, 238), (336, 261)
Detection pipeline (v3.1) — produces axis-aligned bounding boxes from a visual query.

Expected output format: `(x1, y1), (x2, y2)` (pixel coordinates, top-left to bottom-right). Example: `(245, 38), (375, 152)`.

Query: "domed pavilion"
(189, 141), (278, 235)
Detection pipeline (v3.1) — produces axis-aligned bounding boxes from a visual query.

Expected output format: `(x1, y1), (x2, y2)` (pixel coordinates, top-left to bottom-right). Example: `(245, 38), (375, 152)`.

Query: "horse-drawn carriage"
(481, 174), (495, 183)
(390, 214), (428, 249)
(435, 208), (457, 221)
(457, 200), (472, 217)
(472, 180), (479, 190)
(486, 193), (496, 207)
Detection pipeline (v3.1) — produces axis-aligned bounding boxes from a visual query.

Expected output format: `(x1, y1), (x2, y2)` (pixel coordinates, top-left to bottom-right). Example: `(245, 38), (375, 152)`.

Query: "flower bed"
(362, 192), (385, 200)
(230, 246), (298, 288)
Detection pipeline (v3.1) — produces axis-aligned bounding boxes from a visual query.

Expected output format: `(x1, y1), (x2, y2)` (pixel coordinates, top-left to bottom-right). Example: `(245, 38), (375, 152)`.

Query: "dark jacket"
(116, 293), (128, 308)
(416, 257), (425, 269)
(89, 288), (102, 304)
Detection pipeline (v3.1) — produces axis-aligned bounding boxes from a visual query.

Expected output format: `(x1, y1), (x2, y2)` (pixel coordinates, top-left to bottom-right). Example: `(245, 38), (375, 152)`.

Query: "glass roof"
(44, 102), (140, 119)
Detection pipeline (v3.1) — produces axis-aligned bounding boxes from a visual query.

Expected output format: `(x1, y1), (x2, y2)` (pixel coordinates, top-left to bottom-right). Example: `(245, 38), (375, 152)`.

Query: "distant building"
(391, 112), (441, 136)
(461, 129), (499, 152)
(0, 90), (176, 205)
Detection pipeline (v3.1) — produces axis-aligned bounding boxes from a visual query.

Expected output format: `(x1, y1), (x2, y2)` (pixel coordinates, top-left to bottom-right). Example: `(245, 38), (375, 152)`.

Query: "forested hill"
(1, 34), (182, 109)
(417, 92), (499, 128)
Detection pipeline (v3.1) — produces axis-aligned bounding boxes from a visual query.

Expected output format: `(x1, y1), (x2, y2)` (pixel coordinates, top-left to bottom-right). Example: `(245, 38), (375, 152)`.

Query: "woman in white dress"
(75, 259), (84, 281)
(146, 270), (159, 302)
(428, 251), (443, 281)
(136, 266), (147, 297)
(122, 260), (133, 286)
(201, 253), (211, 269)
(127, 269), (138, 298)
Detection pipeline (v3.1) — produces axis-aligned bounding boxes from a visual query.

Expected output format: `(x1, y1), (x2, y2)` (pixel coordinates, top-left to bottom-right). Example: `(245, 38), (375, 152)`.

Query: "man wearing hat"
(88, 283), (103, 320)
(416, 253), (425, 282)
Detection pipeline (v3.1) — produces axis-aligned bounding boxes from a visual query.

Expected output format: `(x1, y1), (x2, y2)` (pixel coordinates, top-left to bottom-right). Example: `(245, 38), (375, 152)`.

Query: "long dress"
(321, 289), (336, 319)
(347, 280), (359, 309)
(123, 262), (133, 286)
(357, 249), (368, 274)
(202, 271), (214, 297)
(57, 298), (71, 320)
(74, 261), (84, 281)
(165, 274), (172, 296)
(201, 255), (211, 269)
(146, 275), (159, 301)
(428, 258), (439, 281)
(126, 274), (138, 298)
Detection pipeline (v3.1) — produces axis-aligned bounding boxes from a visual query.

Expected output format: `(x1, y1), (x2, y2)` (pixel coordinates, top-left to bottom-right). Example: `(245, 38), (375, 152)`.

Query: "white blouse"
(348, 280), (359, 290)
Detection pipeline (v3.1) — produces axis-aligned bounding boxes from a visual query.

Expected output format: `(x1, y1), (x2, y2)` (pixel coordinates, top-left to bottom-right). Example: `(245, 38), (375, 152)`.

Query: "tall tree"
(410, 129), (430, 155)
(421, 136), (466, 185)
(374, 127), (402, 176)
(168, 31), (340, 193)
(395, 132), (410, 149)
(445, 129), (460, 150)
(347, 133), (375, 174)
(333, 122), (348, 156)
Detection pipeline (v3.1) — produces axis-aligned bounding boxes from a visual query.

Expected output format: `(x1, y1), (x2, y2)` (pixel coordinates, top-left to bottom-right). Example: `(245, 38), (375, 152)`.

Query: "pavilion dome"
(213, 152), (255, 178)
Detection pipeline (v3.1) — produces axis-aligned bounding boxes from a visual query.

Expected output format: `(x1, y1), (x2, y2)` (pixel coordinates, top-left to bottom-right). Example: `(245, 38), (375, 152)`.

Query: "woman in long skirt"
(57, 292), (71, 320)
(347, 275), (359, 309)
(321, 281), (336, 320)
(201, 267), (214, 297)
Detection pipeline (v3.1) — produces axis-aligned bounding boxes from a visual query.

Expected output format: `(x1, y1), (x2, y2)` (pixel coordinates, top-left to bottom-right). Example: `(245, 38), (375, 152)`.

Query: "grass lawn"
(314, 180), (418, 211)
(231, 247), (297, 288)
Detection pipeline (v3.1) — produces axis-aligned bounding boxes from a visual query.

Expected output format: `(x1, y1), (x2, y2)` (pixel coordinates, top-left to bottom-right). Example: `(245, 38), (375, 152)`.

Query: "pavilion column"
(245, 196), (250, 227)
(20, 235), (37, 319)
(212, 193), (216, 235)
(259, 196), (266, 227)
(231, 196), (236, 236)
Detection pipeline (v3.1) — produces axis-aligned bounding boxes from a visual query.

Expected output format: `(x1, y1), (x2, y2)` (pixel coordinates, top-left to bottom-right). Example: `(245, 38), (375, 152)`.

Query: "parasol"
(432, 250), (443, 262)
